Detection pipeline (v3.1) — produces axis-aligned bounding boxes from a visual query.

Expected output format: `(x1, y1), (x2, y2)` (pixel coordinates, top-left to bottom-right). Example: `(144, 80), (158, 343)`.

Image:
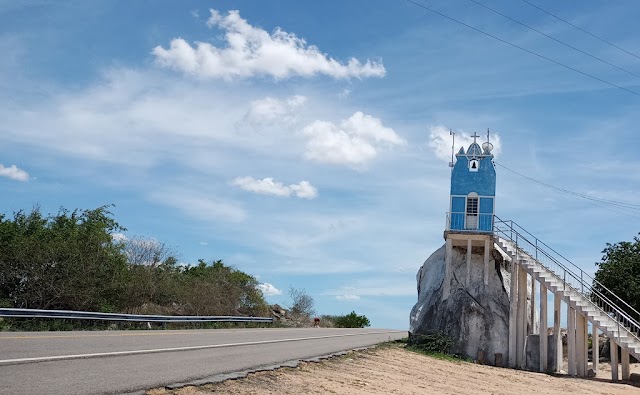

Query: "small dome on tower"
(467, 142), (482, 157)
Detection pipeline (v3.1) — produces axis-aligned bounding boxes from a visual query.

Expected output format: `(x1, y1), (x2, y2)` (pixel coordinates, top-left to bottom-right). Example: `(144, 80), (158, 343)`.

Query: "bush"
(333, 311), (370, 328)
(407, 331), (453, 354)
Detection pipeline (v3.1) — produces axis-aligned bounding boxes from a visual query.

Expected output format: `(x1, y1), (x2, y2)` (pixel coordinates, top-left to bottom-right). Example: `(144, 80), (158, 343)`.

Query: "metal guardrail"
(0, 308), (274, 323)
(494, 216), (640, 344)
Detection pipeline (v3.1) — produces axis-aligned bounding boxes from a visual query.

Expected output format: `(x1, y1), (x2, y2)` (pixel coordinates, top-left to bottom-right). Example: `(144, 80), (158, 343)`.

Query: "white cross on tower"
(471, 132), (480, 144)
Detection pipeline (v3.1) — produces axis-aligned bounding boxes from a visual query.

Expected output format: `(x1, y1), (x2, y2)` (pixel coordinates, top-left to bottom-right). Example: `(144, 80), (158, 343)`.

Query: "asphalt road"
(0, 328), (405, 395)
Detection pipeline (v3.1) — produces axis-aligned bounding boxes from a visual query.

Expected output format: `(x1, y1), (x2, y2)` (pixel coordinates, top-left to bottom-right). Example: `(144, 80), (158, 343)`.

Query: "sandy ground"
(147, 344), (639, 395)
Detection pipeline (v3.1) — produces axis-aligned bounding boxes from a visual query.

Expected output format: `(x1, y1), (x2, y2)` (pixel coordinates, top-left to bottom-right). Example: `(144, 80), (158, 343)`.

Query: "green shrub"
(333, 311), (370, 328)
(407, 331), (453, 354)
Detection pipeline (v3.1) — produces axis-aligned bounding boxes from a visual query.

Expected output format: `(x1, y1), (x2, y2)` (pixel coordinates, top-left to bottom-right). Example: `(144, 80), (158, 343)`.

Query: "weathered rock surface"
(410, 244), (512, 365)
(270, 304), (288, 320)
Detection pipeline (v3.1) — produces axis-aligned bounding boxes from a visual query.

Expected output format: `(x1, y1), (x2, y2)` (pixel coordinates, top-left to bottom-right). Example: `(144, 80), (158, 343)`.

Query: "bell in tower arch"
(469, 158), (479, 172)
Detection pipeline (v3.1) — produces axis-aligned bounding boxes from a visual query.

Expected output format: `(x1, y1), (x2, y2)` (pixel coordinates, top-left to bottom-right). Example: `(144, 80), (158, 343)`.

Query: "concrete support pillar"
(576, 314), (587, 377)
(517, 267), (528, 368)
(483, 238), (490, 286)
(622, 348), (630, 380)
(567, 307), (576, 376)
(611, 338), (619, 381)
(530, 279), (535, 335)
(466, 239), (472, 287)
(443, 239), (453, 300)
(539, 283), (548, 372)
(592, 325), (599, 374)
(582, 316), (589, 376)
(508, 260), (518, 368)
(554, 294), (562, 373)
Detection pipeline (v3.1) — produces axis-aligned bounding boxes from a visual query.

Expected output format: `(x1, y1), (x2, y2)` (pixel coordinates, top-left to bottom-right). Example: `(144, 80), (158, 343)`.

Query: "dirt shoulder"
(148, 344), (639, 395)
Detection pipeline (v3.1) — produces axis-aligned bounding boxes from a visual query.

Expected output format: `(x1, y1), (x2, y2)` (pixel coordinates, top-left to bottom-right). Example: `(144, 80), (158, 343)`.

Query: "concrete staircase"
(496, 237), (640, 362)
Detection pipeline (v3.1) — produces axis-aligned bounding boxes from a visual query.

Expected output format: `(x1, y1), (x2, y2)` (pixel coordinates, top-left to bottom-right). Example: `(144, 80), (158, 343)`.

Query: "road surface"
(0, 327), (405, 395)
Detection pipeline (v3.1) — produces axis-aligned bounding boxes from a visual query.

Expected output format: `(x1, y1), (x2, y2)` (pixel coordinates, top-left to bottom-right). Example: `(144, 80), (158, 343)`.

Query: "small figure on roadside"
(313, 317), (320, 328)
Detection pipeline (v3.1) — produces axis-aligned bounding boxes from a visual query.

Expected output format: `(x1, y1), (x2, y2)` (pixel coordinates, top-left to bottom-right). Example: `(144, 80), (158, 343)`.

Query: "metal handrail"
(0, 308), (274, 323)
(446, 211), (494, 231)
(494, 216), (640, 322)
(493, 217), (640, 344)
(496, 217), (638, 313)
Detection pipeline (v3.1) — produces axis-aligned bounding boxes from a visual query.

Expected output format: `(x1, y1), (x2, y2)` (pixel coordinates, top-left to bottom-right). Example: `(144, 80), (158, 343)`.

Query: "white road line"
(0, 327), (295, 340)
(0, 330), (401, 366)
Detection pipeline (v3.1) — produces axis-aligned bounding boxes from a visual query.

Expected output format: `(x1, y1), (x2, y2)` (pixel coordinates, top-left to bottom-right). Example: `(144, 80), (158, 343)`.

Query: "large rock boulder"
(410, 244), (514, 365)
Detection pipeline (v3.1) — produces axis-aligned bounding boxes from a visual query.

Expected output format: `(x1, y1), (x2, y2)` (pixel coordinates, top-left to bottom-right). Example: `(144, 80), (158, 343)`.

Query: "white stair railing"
(493, 216), (640, 348)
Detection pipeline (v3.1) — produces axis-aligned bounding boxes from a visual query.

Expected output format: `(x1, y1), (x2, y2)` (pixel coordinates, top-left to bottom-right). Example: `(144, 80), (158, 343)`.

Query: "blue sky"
(1, 0), (639, 329)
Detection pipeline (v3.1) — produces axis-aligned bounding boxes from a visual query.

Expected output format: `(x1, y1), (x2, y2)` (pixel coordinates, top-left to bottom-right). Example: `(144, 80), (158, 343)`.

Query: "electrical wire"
(494, 161), (640, 219)
(402, 0), (640, 97)
(521, 0), (640, 62)
(468, 0), (640, 79)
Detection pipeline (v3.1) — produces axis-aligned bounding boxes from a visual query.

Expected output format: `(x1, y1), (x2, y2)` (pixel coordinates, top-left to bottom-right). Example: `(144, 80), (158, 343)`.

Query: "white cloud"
(338, 88), (351, 98)
(428, 125), (502, 162)
(336, 294), (360, 301)
(199, 241), (208, 246)
(111, 233), (127, 242)
(326, 279), (417, 298)
(0, 68), (254, 168)
(150, 190), (247, 223)
(244, 95), (306, 127)
(0, 164), (29, 181)
(152, 9), (386, 80)
(333, 286), (360, 300)
(288, 181), (318, 199)
(232, 176), (318, 199)
(257, 282), (282, 296)
(302, 111), (405, 169)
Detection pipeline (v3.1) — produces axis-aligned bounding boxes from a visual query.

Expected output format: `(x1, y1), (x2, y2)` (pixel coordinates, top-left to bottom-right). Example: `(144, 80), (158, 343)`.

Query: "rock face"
(270, 304), (288, 320)
(410, 244), (512, 365)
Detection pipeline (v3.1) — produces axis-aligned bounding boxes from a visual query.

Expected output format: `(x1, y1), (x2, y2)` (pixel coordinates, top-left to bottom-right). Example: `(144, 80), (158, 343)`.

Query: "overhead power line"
(402, 0), (640, 97)
(468, 0), (640, 79)
(521, 0), (640, 62)
(494, 162), (640, 219)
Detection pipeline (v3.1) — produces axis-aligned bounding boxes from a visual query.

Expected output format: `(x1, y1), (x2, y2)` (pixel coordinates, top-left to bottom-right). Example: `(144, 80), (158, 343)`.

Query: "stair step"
(596, 325), (619, 333)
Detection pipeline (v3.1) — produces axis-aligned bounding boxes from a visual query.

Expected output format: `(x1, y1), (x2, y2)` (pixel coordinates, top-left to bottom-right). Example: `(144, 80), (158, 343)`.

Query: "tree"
(288, 286), (315, 320)
(120, 237), (181, 311)
(0, 205), (128, 312)
(123, 236), (176, 268)
(180, 259), (268, 316)
(593, 235), (640, 320)
(0, 205), (270, 325)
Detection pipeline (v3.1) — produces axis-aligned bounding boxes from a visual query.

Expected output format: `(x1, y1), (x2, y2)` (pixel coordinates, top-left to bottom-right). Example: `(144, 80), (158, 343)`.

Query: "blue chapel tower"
(443, 131), (496, 298)
(447, 132), (495, 232)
